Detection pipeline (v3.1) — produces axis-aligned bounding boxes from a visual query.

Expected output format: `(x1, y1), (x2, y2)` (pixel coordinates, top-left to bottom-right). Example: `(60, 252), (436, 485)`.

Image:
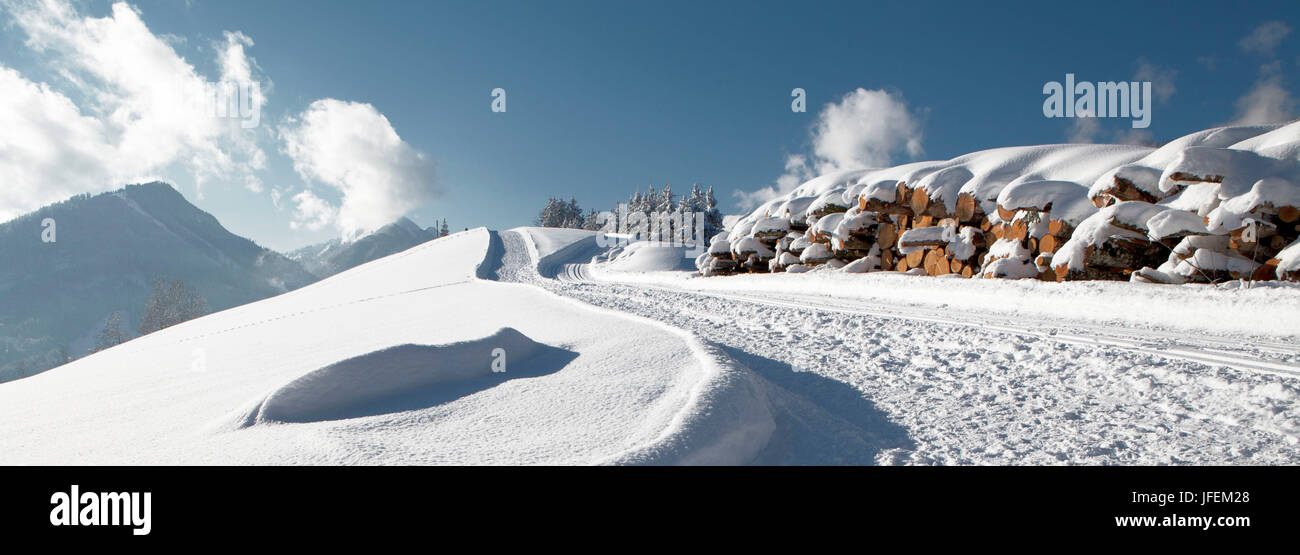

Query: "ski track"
(499, 230), (1300, 465)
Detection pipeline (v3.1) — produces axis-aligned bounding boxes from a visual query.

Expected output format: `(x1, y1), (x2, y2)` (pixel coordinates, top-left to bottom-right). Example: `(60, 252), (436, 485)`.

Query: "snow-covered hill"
(0, 229), (786, 464)
(0, 183), (317, 381)
(287, 217), (441, 278)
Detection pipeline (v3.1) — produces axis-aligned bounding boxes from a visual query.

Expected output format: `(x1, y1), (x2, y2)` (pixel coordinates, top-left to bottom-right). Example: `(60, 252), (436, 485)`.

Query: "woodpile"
(696, 161), (1300, 284)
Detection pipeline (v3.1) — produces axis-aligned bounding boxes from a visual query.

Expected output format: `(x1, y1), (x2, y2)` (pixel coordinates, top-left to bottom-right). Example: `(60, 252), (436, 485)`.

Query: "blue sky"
(1, 0), (1296, 250)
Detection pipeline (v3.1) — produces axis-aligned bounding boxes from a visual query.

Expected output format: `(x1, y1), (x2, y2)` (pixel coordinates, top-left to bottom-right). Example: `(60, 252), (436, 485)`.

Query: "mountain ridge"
(0, 182), (318, 381)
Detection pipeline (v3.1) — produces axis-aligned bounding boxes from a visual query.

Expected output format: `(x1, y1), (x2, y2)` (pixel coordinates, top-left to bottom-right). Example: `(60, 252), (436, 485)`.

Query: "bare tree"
(138, 278), (209, 335)
(94, 311), (130, 352)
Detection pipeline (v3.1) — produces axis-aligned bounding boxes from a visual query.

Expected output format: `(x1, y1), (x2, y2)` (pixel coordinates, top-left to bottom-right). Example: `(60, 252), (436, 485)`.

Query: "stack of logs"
(699, 178), (1300, 283)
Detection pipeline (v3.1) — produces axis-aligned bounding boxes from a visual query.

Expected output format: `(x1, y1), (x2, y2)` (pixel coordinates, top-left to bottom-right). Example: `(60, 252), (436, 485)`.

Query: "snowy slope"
(0, 228), (779, 465)
(0, 182), (317, 381)
(286, 217), (440, 278)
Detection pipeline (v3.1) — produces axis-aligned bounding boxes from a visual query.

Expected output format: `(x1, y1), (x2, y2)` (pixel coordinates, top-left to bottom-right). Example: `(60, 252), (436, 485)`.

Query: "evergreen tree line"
(535, 184), (724, 242)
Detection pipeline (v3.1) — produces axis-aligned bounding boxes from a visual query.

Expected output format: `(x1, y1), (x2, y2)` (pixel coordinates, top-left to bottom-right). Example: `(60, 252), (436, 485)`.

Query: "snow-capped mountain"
(287, 217), (441, 278)
(0, 182), (318, 381)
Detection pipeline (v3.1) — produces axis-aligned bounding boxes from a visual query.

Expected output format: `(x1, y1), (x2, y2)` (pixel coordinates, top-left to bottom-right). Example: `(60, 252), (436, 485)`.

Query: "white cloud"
(0, 0), (268, 220)
(1062, 109), (1161, 146)
(1066, 112), (1101, 143)
(1113, 128), (1157, 146)
(0, 65), (117, 221)
(280, 99), (437, 240)
(733, 153), (815, 210)
(735, 88), (923, 210)
(1231, 73), (1297, 125)
(288, 190), (335, 231)
(1239, 21), (1292, 56)
(809, 88), (924, 174)
(1134, 58), (1177, 103)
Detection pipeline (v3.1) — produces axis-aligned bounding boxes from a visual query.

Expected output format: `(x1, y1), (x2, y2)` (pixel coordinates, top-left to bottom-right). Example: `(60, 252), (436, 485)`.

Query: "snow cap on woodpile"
(841, 245), (881, 273)
(1169, 248), (1259, 279)
(808, 212), (845, 242)
(1050, 202), (1156, 272)
(1207, 176), (1300, 233)
(979, 257), (1040, 279)
(788, 235), (811, 255)
(859, 179), (901, 204)
(898, 225), (952, 255)
(707, 237), (731, 256)
(786, 168), (871, 199)
(1145, 208), (1211, 240)
(775, 195), (818, 223)
(805, 188), (853, 218)
(996, 180), (1095, 225)
(799, 242), (835, 265)
(1276, 238), (1300, 278)
(1228, 119), (1300, 161)
(1089, 164), (1166, 207)
(833, 210), (877, 238)
(914, 165), (975, 214)
(752, 216), (791, 237)
(1159, 147), (1270, 193)
(731, 236), (774, 259)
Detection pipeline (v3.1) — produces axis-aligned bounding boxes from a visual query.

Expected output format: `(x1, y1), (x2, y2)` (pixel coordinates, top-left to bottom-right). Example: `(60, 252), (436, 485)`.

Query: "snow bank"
(593, 266), (1300, 338)
(245, 328), (551, 424)
(601, 241), (699, 273)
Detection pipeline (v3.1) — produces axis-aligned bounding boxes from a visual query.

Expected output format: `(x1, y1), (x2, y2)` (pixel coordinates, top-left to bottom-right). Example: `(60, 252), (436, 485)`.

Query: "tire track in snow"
(496, 230), (917, 464)
(533, 254), (1300, 465)
(560, 263), (1300, 379)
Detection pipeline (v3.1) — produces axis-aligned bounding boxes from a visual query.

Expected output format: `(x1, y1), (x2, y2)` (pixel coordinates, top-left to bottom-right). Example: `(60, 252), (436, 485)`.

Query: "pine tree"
(704, 186), (723, 240)
(643, 186), (657, 214)
(535, 198), (563, 227)
(582, 208), (605, 231)
(564, 198), (584, 228)
(658, 184), (675, 213)
(439, 219), (450, 237)
(684, 183), (705, 214)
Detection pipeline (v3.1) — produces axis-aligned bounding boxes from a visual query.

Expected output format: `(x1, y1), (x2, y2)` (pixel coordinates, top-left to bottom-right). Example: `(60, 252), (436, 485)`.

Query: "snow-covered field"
(0, 229), (778, 464)
(2, 225), (1298, 465)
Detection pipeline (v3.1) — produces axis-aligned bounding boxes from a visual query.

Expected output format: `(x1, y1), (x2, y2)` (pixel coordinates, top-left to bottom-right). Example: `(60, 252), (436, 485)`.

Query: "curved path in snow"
(560, 263), (1300, 379)
(490, 230), (919, 464)
(509, 228), (1300, 465)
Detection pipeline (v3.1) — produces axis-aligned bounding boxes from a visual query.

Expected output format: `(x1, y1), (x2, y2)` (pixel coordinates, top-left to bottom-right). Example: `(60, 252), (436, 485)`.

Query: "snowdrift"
(242, 328), (565, 424)
(601, 241), (700, 273)
(705, 121), (1300, 284)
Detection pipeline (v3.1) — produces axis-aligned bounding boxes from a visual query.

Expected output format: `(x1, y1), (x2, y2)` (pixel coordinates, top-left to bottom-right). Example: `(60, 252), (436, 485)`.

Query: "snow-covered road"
(501, 228), (1300, 465)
